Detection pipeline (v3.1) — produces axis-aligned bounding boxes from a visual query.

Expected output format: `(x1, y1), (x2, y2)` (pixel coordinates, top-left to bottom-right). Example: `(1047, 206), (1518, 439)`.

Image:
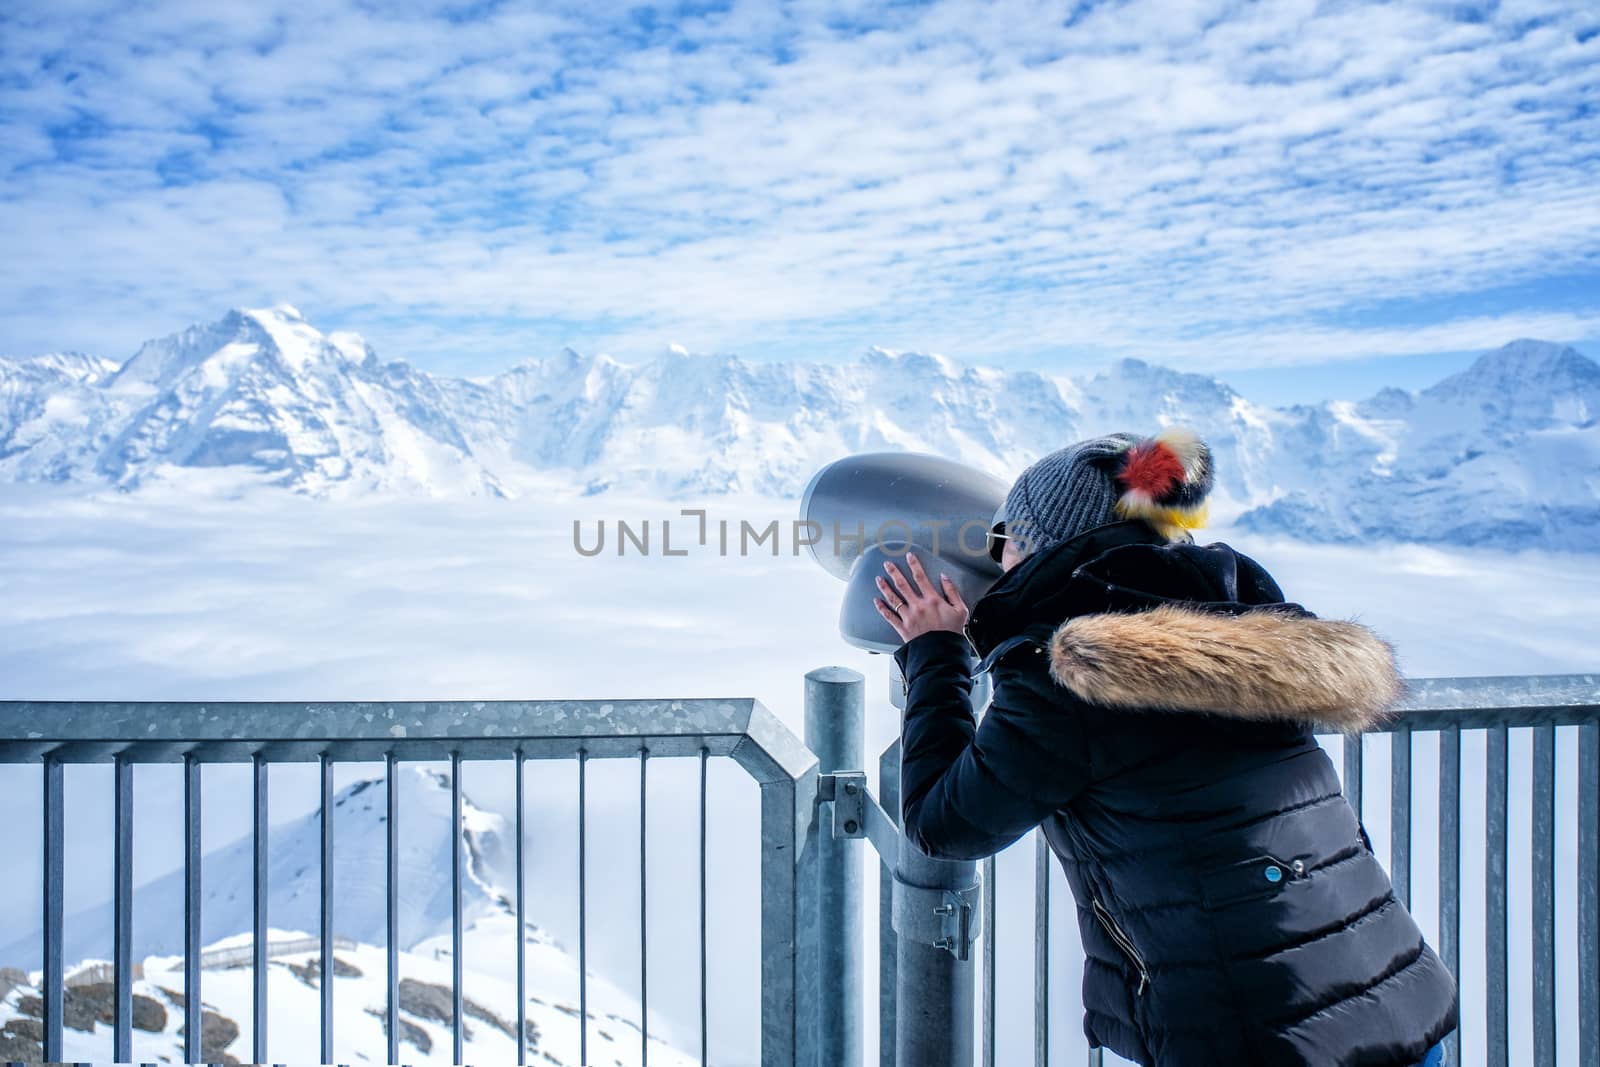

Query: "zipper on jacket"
(1092, 898), (1150, 996)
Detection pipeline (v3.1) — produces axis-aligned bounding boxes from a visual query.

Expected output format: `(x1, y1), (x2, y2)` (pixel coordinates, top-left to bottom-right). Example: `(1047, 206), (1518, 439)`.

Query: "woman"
(873, 428), (1456, 1067)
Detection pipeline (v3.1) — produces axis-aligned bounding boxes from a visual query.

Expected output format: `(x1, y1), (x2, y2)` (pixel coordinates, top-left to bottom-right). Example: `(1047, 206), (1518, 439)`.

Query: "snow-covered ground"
(0, 484), (1595, 1065)
(0, 919), (697, 1066)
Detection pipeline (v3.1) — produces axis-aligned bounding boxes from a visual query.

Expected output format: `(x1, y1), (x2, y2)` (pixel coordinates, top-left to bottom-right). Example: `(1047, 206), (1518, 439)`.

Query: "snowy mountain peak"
(50, 308), (509, 496)
(0, 351), (118, 383)
(0, 766), (513, 968)
(859, 346), (962, 378)
(1421, 339), (1599, 425)
(1091, 356), (1237, 398)
(2, 308), (1598, 548)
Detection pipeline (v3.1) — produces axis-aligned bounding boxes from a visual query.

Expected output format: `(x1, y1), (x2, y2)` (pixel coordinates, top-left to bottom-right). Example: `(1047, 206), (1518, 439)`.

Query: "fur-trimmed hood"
(1047, 604), (1403, 733)
(962, 520), (1405, 734)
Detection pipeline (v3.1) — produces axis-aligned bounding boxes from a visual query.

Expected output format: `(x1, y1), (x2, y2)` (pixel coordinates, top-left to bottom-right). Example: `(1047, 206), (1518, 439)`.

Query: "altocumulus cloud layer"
(1, 0), (1598, 373)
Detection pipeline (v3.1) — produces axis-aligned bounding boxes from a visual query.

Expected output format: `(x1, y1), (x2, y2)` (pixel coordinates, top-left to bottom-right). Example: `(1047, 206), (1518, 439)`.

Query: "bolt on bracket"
(892, 879), (982, 961)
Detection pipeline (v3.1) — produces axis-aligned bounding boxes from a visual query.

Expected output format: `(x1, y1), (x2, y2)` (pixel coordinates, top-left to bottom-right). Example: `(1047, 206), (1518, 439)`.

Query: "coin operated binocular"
(799, 452), (1011, 655)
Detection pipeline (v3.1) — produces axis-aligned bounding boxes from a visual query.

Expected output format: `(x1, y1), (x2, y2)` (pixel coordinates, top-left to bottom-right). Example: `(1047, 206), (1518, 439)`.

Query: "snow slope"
(0, 925), (694, 1066)
(0, 767), (516, 967)
(0, 768), (696, 1066)
(2, 307), (1597, 549)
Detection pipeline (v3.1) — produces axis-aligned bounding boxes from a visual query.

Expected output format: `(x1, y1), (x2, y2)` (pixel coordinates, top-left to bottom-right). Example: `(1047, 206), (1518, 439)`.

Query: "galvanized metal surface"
(3, 693), (811, 1067)
(385, 750), (399, 1067)
(319, 751), (334, 1064)
(699, 745), (710, 1067)
(1391, 727), (1411, 908)
(515, 748), (528, 1067)
(640, 748), (650, 1067)
(1390, 673), (1600, 729)
(451, 751), (465, 1066)
(878, 739), (901, 1067)
(1344, 732), (1364, 825)
(1487, 723), (1509, 1066)
(758, 756), (816, 1067)
(1580, 723), (1598, 1067)
(7, 680), (1600, 1067)
(805, 666), (866, 1067)
(1438, 728), (1461, 1067)
(112, 755), (133, 1063)
(252, 753), (269, 1064)
(42, 755), (63, 1063)
(981, 853), (996, 1067)
(183, 754), (202, 1065)
(1533, 724), (1556, 1067)
(1034, 830), (1049, 1067)
(578, 748), (590, 1067)
(0, 696), (783, 763)
(872, 741), (979, 1067)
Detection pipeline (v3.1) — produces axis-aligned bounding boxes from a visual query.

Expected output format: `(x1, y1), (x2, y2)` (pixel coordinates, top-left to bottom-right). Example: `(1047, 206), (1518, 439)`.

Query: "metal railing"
(3, 671), (1598, 1067)
(0, 696), (820, 1066)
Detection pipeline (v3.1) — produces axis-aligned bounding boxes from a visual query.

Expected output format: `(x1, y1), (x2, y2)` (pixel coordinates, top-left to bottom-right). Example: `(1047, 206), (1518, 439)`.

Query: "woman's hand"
(874, 553), (969, 643)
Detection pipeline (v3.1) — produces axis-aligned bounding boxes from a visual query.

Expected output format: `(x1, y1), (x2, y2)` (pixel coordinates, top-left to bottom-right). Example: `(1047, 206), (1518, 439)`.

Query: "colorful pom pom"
(1113, 427), (1214, 535)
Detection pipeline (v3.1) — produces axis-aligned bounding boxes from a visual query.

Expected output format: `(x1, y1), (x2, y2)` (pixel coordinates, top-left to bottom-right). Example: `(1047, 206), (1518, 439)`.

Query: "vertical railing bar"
(1034, 829), (1049, 1067)
(878, 743), (901, 1067)
(319, 752), (334, 1066)
(113, 753), (134, 1063)
(184, 752), (202, 1066)
(1392, 726), (1412, 908)
(982, 853), (996, 1067)
(640, 747), (650, 1067)
(516, 748), (527, 1067)
(1578, 721), (1598, 1067)
(386, 750), (399, 1067)
(253, 752), (269, 1065)
(1344, 732), (1364, 828)
(1487, 722), (1509, 1067)
(1439, 727), (1461, 1067)
(699, 746), (709, 1067)
(452, 751), (465, 1067)
(42, 753), (64, 1063)
(1533, 723), (1556, 1067)
(578, 748), (589, 1067)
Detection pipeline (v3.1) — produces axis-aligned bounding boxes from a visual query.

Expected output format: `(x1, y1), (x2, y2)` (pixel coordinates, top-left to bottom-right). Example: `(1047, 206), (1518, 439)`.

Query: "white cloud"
(0, 0), (1596, 372)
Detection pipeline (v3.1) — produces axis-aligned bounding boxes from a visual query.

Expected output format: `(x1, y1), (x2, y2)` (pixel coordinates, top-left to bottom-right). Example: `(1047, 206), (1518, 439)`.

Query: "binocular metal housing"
(800, 452), (1008, 653)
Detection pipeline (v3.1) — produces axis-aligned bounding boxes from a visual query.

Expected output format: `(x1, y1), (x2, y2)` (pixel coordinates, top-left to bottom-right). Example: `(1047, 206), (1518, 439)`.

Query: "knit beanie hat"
(1002, 427), (1214, 555)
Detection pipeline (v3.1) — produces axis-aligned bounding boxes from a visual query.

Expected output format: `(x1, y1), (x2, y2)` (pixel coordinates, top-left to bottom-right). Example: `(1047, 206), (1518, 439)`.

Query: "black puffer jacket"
(894, 519), (1457, 1066)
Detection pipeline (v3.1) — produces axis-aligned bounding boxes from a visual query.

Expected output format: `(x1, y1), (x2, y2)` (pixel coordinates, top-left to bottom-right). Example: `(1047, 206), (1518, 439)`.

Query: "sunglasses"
(985, 520), (1016, 564)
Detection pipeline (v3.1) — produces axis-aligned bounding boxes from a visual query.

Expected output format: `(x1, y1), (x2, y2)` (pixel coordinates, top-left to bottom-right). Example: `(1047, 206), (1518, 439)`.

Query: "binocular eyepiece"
(799, 453), (1009, 652)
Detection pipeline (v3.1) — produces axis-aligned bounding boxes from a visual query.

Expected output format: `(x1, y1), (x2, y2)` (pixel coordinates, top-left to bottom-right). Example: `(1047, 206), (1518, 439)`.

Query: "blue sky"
(1, 0), (1597, 402)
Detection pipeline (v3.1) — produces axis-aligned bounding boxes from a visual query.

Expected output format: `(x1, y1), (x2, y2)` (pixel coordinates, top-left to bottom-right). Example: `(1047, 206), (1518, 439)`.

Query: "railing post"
(806, 666), (866, 1067)
(879, 739), (901, 1067)
(885, 662), (979, 1067)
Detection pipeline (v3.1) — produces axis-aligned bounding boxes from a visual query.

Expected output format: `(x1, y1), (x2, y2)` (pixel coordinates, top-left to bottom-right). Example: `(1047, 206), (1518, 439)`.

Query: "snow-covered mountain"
(2, 307), (501, 497)
(3, 306), (1597, 550)
(0, 767), (514, 967)
(1236, 341), (1600, 550)
(0, 768), (695, 1066)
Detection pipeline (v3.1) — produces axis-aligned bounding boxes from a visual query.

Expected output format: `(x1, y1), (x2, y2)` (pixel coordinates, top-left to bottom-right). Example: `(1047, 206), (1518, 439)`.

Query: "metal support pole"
(42, 754), (64, 1064)
(885, 659), (979, 1067)
(184, 753), (202, 1065)
(806, 666), (866, 1067)
(894, 842), (978, 1066)
(879, 740), (901, 1067)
